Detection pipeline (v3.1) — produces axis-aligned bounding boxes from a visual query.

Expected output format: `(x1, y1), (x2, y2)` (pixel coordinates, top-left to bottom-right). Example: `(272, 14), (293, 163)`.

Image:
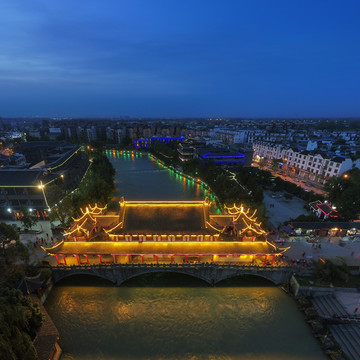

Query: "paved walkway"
(283, 239), (360, 262)
(0, 219), (63, 264)
(252, 163), (326, 196)
(335, 292), (360, 316)
(263, 190), (309, 228)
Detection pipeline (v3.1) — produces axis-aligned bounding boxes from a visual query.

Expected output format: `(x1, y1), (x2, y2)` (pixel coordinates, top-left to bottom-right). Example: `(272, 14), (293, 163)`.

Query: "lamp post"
(38, 181), (50, 209)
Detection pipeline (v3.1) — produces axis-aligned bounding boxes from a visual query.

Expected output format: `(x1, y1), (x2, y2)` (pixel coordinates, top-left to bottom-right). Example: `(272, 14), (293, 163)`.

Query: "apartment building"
(253, 141), (357, 183)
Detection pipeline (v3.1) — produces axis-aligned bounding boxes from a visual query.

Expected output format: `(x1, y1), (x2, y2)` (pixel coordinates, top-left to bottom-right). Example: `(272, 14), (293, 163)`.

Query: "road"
(252, 163), (327, 196)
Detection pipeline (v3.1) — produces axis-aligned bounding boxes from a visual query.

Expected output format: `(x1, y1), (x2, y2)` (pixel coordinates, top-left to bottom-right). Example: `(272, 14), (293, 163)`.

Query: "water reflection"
(106, 150), (210, 201)
(46, 275), (325, 360)
(46, 153), (326, 360)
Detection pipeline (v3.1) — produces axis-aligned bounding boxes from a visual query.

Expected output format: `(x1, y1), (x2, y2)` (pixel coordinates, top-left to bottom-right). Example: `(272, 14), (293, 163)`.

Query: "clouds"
(0, 0), (359, 117)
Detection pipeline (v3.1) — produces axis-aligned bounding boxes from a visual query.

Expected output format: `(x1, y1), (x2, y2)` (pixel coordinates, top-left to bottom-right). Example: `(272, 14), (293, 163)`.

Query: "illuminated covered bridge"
(43, 199), (291, 284)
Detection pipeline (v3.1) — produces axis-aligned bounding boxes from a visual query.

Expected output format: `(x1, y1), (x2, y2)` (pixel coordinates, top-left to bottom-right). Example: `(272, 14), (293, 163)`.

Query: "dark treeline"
(50, 150), (115, 226)
(0, 288), (44, 360)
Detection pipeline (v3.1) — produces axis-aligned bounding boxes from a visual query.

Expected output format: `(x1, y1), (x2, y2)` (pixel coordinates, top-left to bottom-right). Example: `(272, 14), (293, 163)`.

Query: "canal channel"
(45, 150), (326, 360)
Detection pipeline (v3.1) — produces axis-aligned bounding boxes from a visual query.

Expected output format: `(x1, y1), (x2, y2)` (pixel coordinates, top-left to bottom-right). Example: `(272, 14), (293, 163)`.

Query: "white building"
(253, 141), (357, 183)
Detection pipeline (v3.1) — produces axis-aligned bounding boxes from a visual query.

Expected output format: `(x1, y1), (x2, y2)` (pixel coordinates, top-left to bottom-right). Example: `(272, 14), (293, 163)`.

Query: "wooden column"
(62, 254), (67, 265)
(270, 255), (275, 265)
(85, 254), (89, 264)
(55, 254), (60, 265)
(263, 255), (268, 265)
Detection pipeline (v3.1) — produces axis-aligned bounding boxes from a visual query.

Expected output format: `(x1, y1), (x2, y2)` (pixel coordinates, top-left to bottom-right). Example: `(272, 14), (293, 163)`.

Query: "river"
(45, 150), (326, 360)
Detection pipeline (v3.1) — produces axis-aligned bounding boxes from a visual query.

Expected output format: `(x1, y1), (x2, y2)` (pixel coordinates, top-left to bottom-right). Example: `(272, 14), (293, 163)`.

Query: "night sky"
(1, 0), (359, 118)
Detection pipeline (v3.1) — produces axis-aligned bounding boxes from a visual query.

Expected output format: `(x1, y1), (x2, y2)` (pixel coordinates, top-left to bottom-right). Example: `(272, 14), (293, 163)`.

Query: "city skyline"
(1, 0), (359, 118)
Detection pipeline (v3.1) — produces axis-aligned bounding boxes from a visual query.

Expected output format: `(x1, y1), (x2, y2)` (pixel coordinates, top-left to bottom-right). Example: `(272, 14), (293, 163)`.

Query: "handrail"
(44, 263), (293, 271)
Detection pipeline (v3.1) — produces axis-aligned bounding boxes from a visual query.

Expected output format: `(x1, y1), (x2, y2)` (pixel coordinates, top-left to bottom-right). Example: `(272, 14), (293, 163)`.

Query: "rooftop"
(0, 169), (57, 187)
(122, 203), (207, 234)
(290, 222), (360, 230)
(45, 240), (281, 255)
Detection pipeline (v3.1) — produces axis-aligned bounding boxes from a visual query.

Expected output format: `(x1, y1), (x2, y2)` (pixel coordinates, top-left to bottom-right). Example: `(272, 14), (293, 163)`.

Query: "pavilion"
(43, 199), (288, 266)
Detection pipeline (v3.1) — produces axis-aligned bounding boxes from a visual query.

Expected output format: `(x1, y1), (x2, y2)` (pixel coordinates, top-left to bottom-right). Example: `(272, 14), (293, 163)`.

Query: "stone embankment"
(30, 290), (62, 360)
(290, 276), (360, 360)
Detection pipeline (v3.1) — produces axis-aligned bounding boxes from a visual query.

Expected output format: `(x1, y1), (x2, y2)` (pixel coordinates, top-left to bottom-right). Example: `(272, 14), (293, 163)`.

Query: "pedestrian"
(351, 251), (354, 256)
(302, 251), (305, 257)
(318, 243), (322, 249)
(355, 308), (358, 314)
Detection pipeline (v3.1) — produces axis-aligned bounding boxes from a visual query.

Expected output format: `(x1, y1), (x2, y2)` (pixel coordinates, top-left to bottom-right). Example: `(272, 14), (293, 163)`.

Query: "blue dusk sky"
(0, 0), (359, 118)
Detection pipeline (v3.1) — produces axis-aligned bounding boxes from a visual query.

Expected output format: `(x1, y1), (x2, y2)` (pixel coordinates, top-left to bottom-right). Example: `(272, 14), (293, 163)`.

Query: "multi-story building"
(253, 141), (358, 183)
(0, 142), (90, 216)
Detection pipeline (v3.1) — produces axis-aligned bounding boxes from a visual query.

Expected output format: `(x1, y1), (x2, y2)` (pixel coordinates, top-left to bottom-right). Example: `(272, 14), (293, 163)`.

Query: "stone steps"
(312, 295), (348, 318)
(329, 324), (360, 360)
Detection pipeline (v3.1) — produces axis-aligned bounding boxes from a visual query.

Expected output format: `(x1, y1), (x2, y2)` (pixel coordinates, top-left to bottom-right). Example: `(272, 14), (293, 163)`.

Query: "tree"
(325, 169), (360, 220)
(120, 135), (132, 147)
(0, 223), (19, 263)
(19, 208), (38, 231)
(315, 260), (350, 285)
(5, 242), (29, 264)
(49, 196), (76, 227)
(0, 288), (44, 360)
(271, 158), (282, 171)
(258, 157), (267, 169)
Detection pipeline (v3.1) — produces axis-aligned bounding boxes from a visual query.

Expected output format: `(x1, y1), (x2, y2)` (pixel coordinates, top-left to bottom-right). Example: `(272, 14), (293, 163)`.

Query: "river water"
(45, 151), (325, 360)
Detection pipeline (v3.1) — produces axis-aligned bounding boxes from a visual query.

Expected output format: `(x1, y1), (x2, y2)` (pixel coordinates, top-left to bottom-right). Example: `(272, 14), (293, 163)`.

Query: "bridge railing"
(45, 263), (293, 272)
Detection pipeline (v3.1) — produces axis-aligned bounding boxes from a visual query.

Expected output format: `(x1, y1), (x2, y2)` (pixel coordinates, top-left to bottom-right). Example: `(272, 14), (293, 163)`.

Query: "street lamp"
(39, 181), (50, 209)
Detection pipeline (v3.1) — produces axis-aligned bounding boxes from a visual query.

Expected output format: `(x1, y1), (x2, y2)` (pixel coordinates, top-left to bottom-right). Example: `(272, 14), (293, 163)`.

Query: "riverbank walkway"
(30, 294), (62, 360)
(329, 324), (360, 360)
(310, 293), (360, 360)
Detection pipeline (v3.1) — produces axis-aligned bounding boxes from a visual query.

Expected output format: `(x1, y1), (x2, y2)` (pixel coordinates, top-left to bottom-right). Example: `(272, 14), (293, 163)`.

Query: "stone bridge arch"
(49, 264), (292, 287)
(52, 270), (117, 284)
(214, 271), (282, 285)
(117, 268), (212, 286)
